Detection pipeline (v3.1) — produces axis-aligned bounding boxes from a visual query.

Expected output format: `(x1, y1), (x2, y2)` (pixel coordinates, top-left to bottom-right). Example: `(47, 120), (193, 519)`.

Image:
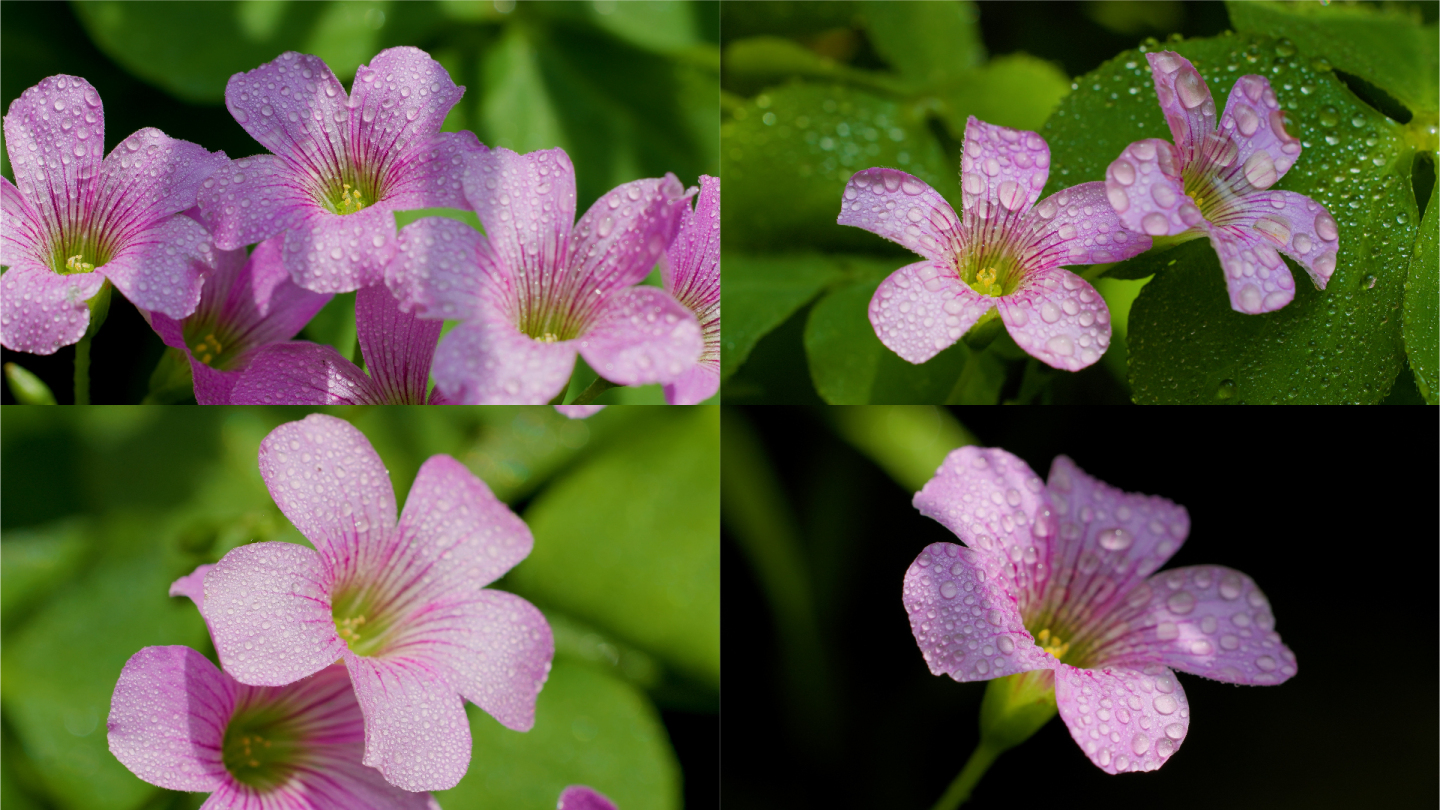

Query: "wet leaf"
(1404, 198), (1438, 403)
(860, 0), (984, 86)
(721, 253), (847, 382)
(1, 519), (90, 628)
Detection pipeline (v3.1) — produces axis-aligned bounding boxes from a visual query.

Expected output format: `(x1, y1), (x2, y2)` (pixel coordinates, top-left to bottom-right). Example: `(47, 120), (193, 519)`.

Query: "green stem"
(73, 333), (92, 405)
(571, 376), (617, 405)
(930, 740), (1001, 810)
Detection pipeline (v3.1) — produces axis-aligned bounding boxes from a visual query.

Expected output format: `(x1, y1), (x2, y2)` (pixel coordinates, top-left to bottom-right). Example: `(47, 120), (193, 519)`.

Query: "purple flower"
(107, 566), (438, 809)
(147, 234), (332, 404)
(385, 147), (703, 404)
(839, 117), (1152, 371)
(903, 446), (1296, 773)
(196, 48), (482, 294)
(660, 174), (719, 405)
(202, 414), (553, 791)
(555, 405), (606, 418)
(229, 283), (446, 404)
(559, 785), (618, 810)
(1105, 51), (1339, 314)
(1, 75), (224, 354)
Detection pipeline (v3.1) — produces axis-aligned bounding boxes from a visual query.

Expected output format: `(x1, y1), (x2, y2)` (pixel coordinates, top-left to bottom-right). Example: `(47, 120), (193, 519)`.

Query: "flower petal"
(555, 405), (605, 418)
(3, 75), (105, 238)
(384, 130), (485, 211)
(97, 127), (226, 230)
(205, 541), (346, 686)
(577, 285), (703, 386)
(224, 52), (350, 176)
(837, 168), (962, 263)
(903, 542), (1055, 681)
(0, 260), (104, 354)
(664, 174), (720, 318)
(1105, 138), (1198, 238)
(346, 654), (472, 792)
(958, 116), (1051, 244)
(107, 645), (232, 791)
(169, 564), (214, 626)
(1019, 180), (1153, 270)
(1215, 74), (1302, 193)
(395, 454), (535, 590)
(569, 173), (691, 298)
(1146, 51), (1217, 164)
(98, 214), (212, 318)
(208, 237), (333, 350)
(197, 154), (315, 251)
(431, 319), (577, 404)
(996, 266), (1111, 371)
(355, 283), (441, 404)
(912, 446), (1056, 611)
(1219, 189), (1340, 291)
(869, 260), (991, 365)
(1053, 662), (1189, 773)
(281, 204), (398, 293)
(1037, 455), (1190, 639)
(257, 414), (399, 569)
(2, 175), (49, 266)
(463, 146), (575, 288)
(559, 786), (618, 810)
(387, 215), (495, 322)
(1206, 225), (1297, 314)
(664, 363), (720, 405)
(350, 47), (465, 164)
(229, 342), (381, 405)
(1087, 565), (1298, 686)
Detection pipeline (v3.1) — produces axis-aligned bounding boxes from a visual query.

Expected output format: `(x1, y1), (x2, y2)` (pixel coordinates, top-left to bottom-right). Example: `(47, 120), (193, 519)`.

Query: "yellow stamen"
(336, 614), (368, 643)
(192, 334), (224, 366)
(336, 183), (369, 215)
(65, 255), (95, 273)
(1034, 627), (1072, 660)
(970, 266), (1003, 297)
(539, 332), (560, 343)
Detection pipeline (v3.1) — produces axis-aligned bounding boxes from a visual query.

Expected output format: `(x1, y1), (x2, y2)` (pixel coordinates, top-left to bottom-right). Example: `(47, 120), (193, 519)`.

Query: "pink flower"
(838, 117), (1152, 371)
(1, 75), (225, 354)
(229, 283), (446, 404)
(558, 785), (617, 810)
(903, 446), (1296, 773)
(202, 413), (553, 791)
(197, 48), (482, 293)
(661, 174), (720, 405)
(1105, 51), (1340, 314)
(146, 234), (332, 404)
(384, 147), (702, 404)
(107, 565), (438, 809)
(555, 405), (605, 418)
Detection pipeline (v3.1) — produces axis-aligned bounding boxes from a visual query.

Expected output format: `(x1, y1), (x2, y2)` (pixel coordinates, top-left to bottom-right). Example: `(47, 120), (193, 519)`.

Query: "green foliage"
(721, 253), (847, 382)
(1043, 34), (1419, 403)
(1404, 199), (1438, 403)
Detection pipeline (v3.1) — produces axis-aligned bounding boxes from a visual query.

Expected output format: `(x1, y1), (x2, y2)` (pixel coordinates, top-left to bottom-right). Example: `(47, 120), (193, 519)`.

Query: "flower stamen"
(1035, 627), (1072, 661)
(64, 255), (96, 274)
(969, 267), (1004, 297)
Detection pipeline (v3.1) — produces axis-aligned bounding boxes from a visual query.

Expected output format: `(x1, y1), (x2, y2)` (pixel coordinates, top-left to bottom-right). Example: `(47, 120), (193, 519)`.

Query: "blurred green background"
(0, 0), (719, 404)
(0, 405), (719, 809)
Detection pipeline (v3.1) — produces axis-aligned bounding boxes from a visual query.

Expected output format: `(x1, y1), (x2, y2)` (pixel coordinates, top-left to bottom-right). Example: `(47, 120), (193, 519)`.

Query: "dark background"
(722, 407), (1438, 808)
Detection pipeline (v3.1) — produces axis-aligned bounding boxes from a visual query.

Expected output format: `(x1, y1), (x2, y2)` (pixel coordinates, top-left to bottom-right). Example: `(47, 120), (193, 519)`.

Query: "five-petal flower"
(2, 75), (225, 354)
(839, 117), (1152, 371)
(660, 174), (720, 405)
(202, 413), (553, 791)
(1105, 51), (1340, 314)
(903, 446), (1296, 774)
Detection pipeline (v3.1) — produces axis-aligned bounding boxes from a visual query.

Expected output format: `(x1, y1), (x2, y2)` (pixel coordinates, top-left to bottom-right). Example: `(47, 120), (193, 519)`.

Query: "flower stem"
(930, 740), (1001, 810)
(571, 376), (617, 405)
(73, 334), (92, 405)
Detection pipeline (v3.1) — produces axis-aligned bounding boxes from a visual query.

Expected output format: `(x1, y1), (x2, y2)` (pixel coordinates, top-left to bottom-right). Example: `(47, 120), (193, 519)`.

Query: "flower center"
(50, 233), (114, 276)
(190, 333), (225, 366)
(331, 586), (396, 657)
(183, 317), (246, 370)
(517, 309), (583, 343)
(221, 705), (300, 790)
(318, 169), (384, 216)
(969, 267), (1004, 297)
(1181, 169), (1233, 223)
(1034, 628), (1072, 661)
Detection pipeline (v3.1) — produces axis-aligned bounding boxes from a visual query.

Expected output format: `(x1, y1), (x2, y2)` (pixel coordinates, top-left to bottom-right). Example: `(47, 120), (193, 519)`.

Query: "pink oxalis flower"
(555, 405), (606, 418)
(1105, 51), (1340, 314)
(385, 147), (702, 404)
(903, 446), (1296, 774)
(229, 283), (446, 404)
(197, 47), (481, 294)
(558, 785), (618, 810)
(2, 75), (224, 354)
(107, 565), (438, 809)
(202, 414), (553, 791)
(838, 116), (1152, 371)
(147, 234), (332, 404)
(660, 174), (720, 405)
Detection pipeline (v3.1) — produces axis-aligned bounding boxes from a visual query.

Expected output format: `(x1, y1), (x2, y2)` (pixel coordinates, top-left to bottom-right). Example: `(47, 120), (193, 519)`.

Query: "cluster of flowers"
(107, 414), (620, 807)
(1, 47), (719, 405)
(903, 445), (1296, 773)
(840, 51), (1339, 371)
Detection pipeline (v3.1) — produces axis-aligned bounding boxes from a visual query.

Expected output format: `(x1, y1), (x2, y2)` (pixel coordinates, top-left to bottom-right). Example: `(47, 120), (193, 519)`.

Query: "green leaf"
(71, 1), (395, 104)
(434, 660), (680, 810)
(298, 290), (357, 360)
(722, 82), (956, 252)
(859, 0), (984, 86)
(1042, 35), (1418, 403)
(827, 406), (977, 492)
(481, 23), (568, 155)
(3, 362), (56, 405)
(720, 253), (847, 381)
(803, 260), (977, 403)
(1, 515), (209, 810)
(1404, 196), (1438, 403)
(1225, 0), (1438, 115)
(947, 343), (1007, 404)
(936, 53), (1073, 137)
(509, 408), (719, 690)
(722, 36), (906, 97)
(1, 519), (90, 627)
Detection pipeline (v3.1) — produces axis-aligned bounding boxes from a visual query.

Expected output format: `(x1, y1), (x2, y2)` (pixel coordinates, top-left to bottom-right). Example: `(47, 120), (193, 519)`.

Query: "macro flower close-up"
(661, 174), (721, 405)
(838, 117), (1152, 372)
(203, 413), (553, 791)
(1104, 50), (1340, 314)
